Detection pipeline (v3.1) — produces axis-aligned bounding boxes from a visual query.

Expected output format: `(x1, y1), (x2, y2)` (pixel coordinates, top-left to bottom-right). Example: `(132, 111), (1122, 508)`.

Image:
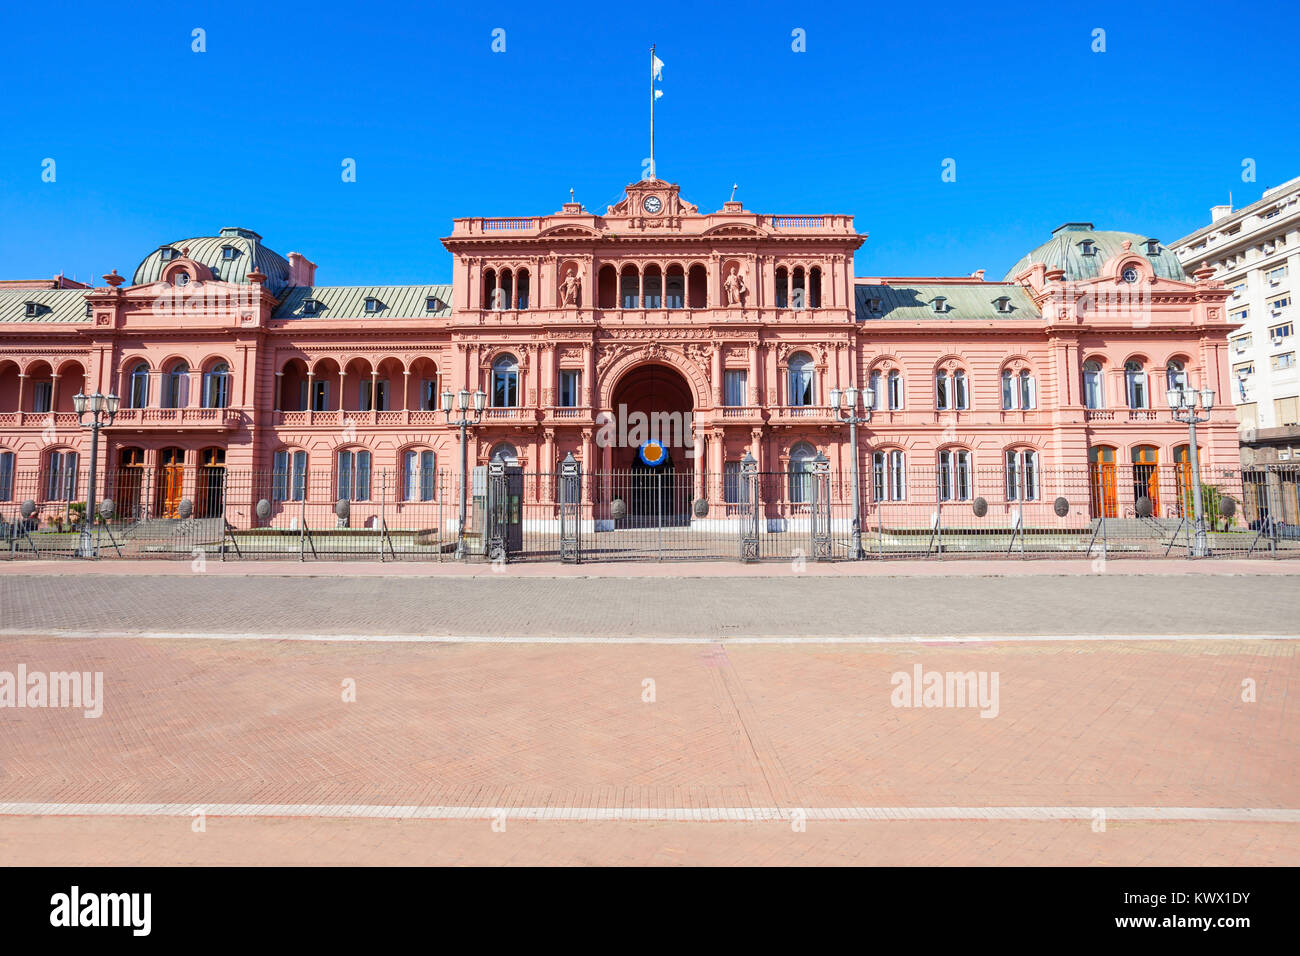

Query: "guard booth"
(481, 461), (523, 558)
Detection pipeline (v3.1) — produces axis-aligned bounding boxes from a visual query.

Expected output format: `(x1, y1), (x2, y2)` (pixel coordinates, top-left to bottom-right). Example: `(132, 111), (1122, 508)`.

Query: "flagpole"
(650, 44), (655, 180)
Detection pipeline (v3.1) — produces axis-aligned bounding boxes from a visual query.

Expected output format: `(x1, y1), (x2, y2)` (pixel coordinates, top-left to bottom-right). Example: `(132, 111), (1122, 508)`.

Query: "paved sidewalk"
(0, 571), (1296, 638)
(2, 557), (1298, 578)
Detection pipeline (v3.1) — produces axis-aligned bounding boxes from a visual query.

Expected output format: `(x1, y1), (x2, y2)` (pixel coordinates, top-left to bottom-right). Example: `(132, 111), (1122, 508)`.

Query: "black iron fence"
(3, 462), (1299, 562)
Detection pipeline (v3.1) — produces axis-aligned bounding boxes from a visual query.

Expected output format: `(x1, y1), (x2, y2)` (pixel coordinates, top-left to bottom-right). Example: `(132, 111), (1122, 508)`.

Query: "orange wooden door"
(1089, 447), (1118, 518)
(158, 448), (185, 518)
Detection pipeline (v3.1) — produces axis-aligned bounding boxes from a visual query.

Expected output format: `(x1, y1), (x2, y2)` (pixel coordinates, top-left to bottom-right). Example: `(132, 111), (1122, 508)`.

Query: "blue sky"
(1, 0), (1296, 286)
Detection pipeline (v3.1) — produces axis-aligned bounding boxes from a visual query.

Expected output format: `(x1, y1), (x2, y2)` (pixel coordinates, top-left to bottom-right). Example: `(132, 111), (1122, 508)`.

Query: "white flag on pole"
(652, 54), (664, 81)
(654, 89), (663, 99)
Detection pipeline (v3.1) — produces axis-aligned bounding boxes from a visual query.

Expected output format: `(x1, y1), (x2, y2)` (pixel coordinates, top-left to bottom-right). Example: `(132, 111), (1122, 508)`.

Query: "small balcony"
(770, 405), (833, 424)
(107, 407), (241, 429)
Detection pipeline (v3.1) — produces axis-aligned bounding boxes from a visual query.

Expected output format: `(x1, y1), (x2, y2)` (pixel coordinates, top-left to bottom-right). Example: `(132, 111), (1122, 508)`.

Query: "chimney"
(1210, 204), (1233, 223)
(288, 251), (317, 287)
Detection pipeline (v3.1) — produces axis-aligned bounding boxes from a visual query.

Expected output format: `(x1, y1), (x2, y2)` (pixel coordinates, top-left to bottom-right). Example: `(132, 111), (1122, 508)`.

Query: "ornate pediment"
(537, 224), (601, 239)
(606, 179), (698, 219)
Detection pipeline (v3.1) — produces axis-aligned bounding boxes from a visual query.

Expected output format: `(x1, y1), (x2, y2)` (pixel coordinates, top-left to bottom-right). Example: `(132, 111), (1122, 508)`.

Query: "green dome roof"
(1004, 223), (1186, 282)
(132, 227), (291, 292)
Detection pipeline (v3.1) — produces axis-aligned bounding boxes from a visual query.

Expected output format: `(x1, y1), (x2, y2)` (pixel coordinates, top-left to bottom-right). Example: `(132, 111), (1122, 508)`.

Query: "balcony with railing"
(107, 407), (241, 429)
(770, 405), (833, 424)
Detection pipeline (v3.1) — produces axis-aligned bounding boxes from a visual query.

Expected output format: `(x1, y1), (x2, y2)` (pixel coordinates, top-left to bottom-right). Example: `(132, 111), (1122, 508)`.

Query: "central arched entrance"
(608, 362), (694, 526)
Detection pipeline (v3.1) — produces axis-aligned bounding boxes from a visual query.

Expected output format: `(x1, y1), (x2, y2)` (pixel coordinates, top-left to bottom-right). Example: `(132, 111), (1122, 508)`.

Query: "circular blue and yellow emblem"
(638, 440), (668, 468)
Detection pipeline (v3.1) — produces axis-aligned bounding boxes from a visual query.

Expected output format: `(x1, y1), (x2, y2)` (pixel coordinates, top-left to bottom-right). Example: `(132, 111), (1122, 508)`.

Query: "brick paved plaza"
(1, 563), (1297, 865)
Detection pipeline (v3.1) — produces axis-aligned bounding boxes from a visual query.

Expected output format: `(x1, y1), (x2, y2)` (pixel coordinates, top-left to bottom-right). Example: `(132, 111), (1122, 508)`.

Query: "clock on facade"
(642, 195), (663, 214)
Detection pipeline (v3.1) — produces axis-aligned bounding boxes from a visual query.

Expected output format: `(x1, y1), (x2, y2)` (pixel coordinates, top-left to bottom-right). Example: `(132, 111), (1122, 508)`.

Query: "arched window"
(272, 448), (307, 502)
(1166, 359), (1187, 391)
(128, 362), (150, 408)
(1083, 360), (1104, 409)
(45, 449), (79, 501)
(203, 362), (231, 409)
(1019, 370), (1035, 410)
(0, 449), (14, 501)
(787, 442), (818, 503)
(642, 265), (662, 309)
(872, 449), (906, 501)
(163, 361), (189, 409)
(888, 370), (903, 410)
(403, 449), (436, 501)
(788, 352), (815, 407)
(665, 266), (685, 309)
(936, 368), (967, 410)
(1005, 448), (1039, 502)
(490, 442), (519, 465)
(515, 269), (530, 310)
(483, 269), (497, 309)
(775, 267), (789, 309)
(938, 448), (972, 501)
(869, 371), (881, 410)
(498, 269), (514, 310)
(1125, 360), (1148, 409)
(620, 266), (640, 309)
(337, 448), (372, 502)
(492, 354), (518, 408)
(597, 265), (618, 309)
(808, 267), (822, 309)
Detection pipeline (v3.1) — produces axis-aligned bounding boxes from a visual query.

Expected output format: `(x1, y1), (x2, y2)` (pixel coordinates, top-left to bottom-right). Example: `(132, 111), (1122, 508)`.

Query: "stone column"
(711, 345), (723, 408)
(748, 345), (759, 406)
(693, 429), (705, 502)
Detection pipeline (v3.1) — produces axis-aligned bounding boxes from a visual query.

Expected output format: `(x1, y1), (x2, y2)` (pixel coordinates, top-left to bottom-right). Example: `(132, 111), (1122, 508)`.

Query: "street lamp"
(830, 383), (876, 559)
(442, 386), (487, 558)
(1166, 382), (1215, 557)
(72, 390), (119, 557)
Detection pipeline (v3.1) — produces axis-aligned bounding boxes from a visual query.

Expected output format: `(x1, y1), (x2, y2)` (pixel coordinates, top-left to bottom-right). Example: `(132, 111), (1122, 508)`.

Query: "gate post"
(560, 452), (581, 564)
(740, 451), (759, 562)
(811, 452), (832, 561)
(487, 459), (508, 564)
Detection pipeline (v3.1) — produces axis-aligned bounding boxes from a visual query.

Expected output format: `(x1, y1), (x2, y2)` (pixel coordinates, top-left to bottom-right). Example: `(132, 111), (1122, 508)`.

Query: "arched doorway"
(197, 447), (226, 518)
(609, 363), (694, 526)
(157, 447), (185, 518)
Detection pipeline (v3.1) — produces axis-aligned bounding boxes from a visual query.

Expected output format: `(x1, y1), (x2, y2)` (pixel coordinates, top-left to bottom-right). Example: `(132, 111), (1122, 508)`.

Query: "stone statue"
(724, 265), (747, 306)
(559, 267), (582, 306)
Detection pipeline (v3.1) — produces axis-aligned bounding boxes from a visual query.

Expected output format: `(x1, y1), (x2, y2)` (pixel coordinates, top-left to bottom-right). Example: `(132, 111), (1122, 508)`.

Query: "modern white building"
(1172, 175), (1300, 465)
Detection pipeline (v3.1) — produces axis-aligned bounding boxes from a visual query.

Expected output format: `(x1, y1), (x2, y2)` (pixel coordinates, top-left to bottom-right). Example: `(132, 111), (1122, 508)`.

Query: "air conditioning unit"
(1272, 335), (1284, 346)
(1270, 277), (1281, 286)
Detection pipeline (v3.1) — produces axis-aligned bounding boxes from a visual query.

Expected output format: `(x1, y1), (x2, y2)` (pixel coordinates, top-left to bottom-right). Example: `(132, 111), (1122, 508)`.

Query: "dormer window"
(364, 297), (381, 313)
(868, 297), (882, 314)
(1144, 239), (1161, 256)
(1078, 239), (1096, 256)
(24, 301), (38, 317)
(931, 296), (947, 313)
(302, 298), (319, 315)
(425, 296), (442, 312)
(85, 302), (93, 318)
(158, 247), (178, 261)
(994, 296), (1012, 313)
(221, 245), (236, 260)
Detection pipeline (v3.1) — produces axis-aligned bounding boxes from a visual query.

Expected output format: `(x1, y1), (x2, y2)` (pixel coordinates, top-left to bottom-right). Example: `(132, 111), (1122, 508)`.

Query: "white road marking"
(0, 628), (1297, 645)
(0, 803), (1295, 823)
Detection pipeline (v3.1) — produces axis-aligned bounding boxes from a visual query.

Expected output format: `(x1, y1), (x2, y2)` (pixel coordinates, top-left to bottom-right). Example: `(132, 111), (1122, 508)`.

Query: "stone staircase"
(119, 516), (227, 554)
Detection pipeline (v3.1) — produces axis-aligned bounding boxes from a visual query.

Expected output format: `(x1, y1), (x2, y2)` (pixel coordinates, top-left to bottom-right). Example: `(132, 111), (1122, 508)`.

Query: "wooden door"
(1174, 445), (1194, 518)
(158, 447), (185, 518)
(1089, 446), (1117, 518)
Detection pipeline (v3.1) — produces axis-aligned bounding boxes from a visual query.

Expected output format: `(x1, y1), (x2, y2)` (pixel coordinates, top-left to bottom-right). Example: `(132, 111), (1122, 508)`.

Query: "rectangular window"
(420, 379), (437, 411)
(888, 372), (903, 410)
(272, 450), (307, 502)
(337, 450), (371, 502)
(939, 449), (971, 502)
(404, 450), (436, 501)
(1271, 300), (1292, 316)
(45, 451), (79, 501)
(1001, 371), (1015, 410)
(723, 461), (749, 504)
(558, 370), (581, 408)
(1005, 450), (1039, 502)
(788, 367), (813, 407)
(1268, 265), (1289, 284)
(954, 372), (968, 410)
(1275, 396), (1300, 427)
(1270, 321), (1293, 340)
(1233, 334), (1253, 353)
(724, 370), (747, 406)
(311, 381), (330, 412)
(1231, 308), (1249, 323)
(936, 372), (949, 410)
(493, 368), (518, 407)
(1272, 352), (1296, 372)
(1020, 373), (1035, 410)
(0, 451), (13, 501)
(32, 381), (52, 414)
(873, 451), (905, 502)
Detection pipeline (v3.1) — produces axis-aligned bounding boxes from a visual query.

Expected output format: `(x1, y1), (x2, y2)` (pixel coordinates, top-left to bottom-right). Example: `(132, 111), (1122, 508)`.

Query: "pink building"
(0, 180), (1240, 548)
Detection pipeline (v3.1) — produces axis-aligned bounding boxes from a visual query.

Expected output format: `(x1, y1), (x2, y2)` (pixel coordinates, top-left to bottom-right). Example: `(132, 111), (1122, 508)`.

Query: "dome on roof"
(131, 227), (291, 292)
(1004, 223), (1186, 282)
